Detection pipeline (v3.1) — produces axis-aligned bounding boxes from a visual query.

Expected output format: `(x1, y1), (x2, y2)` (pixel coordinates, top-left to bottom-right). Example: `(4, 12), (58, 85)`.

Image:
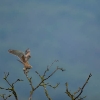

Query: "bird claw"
(23, 68), (29, 74)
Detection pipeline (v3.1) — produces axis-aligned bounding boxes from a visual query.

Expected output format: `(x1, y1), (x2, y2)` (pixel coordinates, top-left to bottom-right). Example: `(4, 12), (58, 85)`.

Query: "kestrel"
(8, 49), (32, 72)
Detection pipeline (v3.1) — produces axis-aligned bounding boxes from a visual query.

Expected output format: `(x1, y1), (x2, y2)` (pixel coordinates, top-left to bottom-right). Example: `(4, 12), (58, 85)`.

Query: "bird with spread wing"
(8, 48), (32, 72)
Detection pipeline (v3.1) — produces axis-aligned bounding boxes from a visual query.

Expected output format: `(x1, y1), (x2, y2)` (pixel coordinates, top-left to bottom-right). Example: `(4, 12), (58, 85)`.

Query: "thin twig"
(74, 73), (92, 100)
(2, 72), (23, 100)
(24, 72), (34, 100)
(43, 60), (59, 77)
(34, 66), (62, 91)
(65, 73), (92, 100)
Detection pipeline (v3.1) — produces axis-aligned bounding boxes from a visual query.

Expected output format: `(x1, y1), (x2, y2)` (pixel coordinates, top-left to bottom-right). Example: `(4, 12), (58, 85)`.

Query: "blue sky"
(0, 0), (100, 100)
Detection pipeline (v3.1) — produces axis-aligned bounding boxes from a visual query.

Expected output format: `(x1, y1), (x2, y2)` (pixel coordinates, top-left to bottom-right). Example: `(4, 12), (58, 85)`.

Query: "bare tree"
(0, 60), (92, 100)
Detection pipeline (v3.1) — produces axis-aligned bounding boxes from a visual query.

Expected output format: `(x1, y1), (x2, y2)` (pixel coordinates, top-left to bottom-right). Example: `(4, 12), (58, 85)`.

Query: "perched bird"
(8, 49), (32, 72)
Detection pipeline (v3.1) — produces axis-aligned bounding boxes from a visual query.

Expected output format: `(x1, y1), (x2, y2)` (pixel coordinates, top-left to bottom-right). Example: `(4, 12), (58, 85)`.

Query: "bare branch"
(47, 83), (60, 89)
(34, 66), (64, 100)
(12, 79), (23, 86)
(24, 71), (34, 100)
(65, 83), (74, 100)
(74, 73), (92, 100)
(74, 87), (81, 95)
(43, 60), (59, 77)
(2, 72), (23, 100)
(0, 94), (12, 100)
(23, 60), (63, 100)
(65, 73), (92, 100)
(43, 86), (52, 100)
(78, 96), (86, 100)
(34, 66), (64, 91)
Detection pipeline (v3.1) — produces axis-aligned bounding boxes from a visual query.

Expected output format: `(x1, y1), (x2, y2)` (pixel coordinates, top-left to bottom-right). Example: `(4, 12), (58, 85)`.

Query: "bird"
(8, 49), (32, 72)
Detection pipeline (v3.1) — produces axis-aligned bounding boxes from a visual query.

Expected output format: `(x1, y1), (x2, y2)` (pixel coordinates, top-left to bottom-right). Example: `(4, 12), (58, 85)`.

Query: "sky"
(0, 0), (100, 100)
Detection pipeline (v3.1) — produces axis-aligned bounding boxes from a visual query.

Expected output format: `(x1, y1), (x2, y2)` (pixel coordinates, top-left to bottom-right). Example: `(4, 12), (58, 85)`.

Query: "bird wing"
(8, 49), (25, 61)
(25, 48), (30, 55)
(25, 48), (31, 61)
